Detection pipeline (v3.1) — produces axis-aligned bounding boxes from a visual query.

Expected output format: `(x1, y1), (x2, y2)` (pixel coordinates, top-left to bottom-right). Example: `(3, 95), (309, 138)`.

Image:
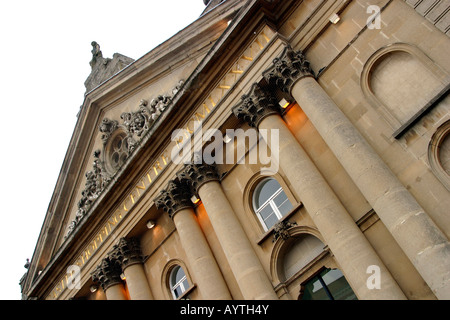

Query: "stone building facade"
(21, 0), (450, 300)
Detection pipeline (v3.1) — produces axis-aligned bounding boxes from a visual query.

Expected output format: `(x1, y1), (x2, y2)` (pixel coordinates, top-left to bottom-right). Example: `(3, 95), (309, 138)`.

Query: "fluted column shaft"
(263, 45), (450, 299)
(232, 83), (406, 300)
(155, 179), (231, 299)
(178, 164), (278, 300)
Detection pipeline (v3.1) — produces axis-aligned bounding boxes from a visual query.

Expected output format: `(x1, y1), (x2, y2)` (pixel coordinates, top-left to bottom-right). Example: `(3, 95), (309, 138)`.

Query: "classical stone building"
(21, 0), (450, 300)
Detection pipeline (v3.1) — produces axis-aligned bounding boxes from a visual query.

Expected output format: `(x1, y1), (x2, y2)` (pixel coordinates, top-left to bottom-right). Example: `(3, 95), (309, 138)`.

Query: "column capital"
(177, 162), (220, 196)
(262, 45), (314, 97)
(232, 82), (280, 128)
(154, 179), (193, 218)
(108, 237), (144, 269)
(91, 257), (123, 291)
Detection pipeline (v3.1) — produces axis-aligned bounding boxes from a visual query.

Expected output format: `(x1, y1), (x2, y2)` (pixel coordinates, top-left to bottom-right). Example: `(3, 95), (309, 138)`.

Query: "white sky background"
(0, 0), (207, 300)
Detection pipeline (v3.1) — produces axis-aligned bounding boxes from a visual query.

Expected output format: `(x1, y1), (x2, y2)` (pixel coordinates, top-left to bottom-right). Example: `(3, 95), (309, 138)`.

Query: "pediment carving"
(66, 80), (185, 238)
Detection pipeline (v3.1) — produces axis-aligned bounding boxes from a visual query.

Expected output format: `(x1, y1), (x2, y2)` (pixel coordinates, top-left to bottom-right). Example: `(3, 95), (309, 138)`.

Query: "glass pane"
(264, 213), (279, 230)
(175, 266), (186, 284)
(321, 269), (357, 300)
(173, 286), (183, 298)
(254, 178), (282, 209)
(301, 276), (331, 300)
(273, 191), (293, 216)
(258, 204), (274, 220)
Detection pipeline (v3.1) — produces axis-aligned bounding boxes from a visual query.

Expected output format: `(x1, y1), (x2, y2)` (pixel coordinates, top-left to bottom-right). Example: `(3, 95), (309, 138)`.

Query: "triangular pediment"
(24, 0), (292, 298)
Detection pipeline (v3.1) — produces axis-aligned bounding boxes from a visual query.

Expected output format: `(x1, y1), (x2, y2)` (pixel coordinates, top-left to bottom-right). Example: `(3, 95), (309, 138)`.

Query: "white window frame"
(253, 178), (292, 231)
(170, 266), (188, 299)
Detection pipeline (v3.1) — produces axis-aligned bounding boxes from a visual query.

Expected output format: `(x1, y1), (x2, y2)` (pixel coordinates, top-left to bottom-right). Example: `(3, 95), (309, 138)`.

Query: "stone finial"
(154, 179), (193, 218)
(89, 41), (103, 69)
(232, 82), (280, 128)
(262, 45), (314, 97)
(176, 161), (220, 196)
(108, 238), (143, 269)
(91, 257), (122, 291)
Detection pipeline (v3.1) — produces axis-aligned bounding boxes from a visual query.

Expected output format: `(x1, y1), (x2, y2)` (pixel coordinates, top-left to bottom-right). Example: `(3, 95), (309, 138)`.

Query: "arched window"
(252, 178), (293, 231)
(169, 265), (190, 299)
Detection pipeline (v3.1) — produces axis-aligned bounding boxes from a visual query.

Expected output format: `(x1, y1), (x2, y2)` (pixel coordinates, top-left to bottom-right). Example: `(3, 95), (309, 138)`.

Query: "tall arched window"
(252, 178), (293, 231)
(169, 265), (190, 299)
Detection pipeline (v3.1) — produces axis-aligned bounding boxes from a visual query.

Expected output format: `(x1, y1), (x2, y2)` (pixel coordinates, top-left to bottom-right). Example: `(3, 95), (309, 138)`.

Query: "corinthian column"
(109, 238), (153, 300)
(177, 163), (278, 300)
(262, 45), (450, 299)
(154, 179), (231, 300)
(232, 83), (406, 300)
(91, 257), (127, 300)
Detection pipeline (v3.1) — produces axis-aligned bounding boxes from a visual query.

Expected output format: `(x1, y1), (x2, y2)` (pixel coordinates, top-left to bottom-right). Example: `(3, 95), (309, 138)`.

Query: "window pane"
(301, 276), (330, 300)
(273, 191), (293, 216)
(175, 267), (185, 284)
(173, 286), (183, 298)
(321, 269), (357, 300)
(264, 213), (279, 230)
(254, 178), (281, 209)
(258, 204), (274, 220)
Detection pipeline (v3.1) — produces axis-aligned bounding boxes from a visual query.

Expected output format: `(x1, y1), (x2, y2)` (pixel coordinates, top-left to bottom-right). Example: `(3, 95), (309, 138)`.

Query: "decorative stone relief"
(154, 179), (193, 219)
(232, 82), (280, 128)
(272, 220), (297, 242)
(91, 256), (123, 291)
(108, 237), (144, 269)
(67, 150), (111, 237)
(176, 159), (220, 196)
(99, 118), (119, 143)
(66, 80), (185, 238)
(262, 45), (314, 98)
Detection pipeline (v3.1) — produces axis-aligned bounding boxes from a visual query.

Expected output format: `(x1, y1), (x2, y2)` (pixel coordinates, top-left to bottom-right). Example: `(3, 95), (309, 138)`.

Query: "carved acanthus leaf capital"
(263, 45), (314, 97)
(176, 161), (220, 196)
(108, 237), (143, 269)
(91, 257), (122, 291)
(154, 179), (193, 218)
(232, 82), (280, 128)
